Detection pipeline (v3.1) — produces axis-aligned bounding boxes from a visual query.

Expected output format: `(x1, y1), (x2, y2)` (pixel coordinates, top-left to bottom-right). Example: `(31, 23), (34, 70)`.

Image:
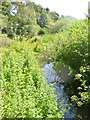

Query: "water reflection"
(42, 62), (76, 119)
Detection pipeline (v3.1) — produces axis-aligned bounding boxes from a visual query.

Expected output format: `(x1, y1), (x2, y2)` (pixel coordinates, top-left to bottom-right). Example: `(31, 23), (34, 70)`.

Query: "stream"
(42, 61), (76, 119)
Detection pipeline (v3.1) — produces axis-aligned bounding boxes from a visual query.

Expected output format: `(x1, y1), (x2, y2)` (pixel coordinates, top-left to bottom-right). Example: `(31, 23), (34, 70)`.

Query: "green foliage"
(37, 13), (48, 28)
(1, 1), (89, 119)
(38, 29), (45, 35)
(49, 11), (59, 21)
(1, 40), (64, 118)
(55, 20), (88, 71)
(0, 13), (8, 31)
(0, 34), (12, 47)
(1, 2), (40, 38)
(72, 65), (90, 106)
(7, 2), (39, 38)
(54, 19), (89, 108)
(0, 2), (12, 16)
(48, 18), (70, 33)
(1, 1), (69, 37)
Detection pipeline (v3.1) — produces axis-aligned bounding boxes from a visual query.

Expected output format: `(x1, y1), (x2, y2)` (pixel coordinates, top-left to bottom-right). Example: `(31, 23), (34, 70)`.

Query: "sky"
(30, 0), (89, 19)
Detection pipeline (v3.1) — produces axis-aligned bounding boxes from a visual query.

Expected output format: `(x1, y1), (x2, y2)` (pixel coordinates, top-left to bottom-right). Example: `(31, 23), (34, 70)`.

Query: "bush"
(55, 20), (88, 71)
(1, 40), (64, 118)
(54, 19), (89, 107)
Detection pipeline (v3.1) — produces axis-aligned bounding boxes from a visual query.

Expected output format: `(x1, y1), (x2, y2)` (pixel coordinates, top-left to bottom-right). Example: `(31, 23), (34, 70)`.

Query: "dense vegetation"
(54, 19), (90, 115)
(1, 40), (65, 118)
(0, 1), (89, 119)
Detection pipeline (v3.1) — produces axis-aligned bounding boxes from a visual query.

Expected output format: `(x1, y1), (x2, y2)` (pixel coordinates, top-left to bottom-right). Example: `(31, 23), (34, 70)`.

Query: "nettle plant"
(1, 40), (64, 118)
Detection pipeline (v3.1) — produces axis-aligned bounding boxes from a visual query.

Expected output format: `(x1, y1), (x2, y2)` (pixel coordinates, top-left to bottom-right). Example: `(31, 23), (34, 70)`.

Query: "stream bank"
(42, 62), (76, 119)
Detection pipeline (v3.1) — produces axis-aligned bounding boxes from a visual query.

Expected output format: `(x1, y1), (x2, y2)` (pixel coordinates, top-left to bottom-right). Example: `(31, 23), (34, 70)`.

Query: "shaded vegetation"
(0, 0), (89, 119)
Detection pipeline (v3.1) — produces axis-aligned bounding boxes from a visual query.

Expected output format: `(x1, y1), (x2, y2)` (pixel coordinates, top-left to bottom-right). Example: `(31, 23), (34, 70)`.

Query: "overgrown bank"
(1, 40), (64, 118)
(53, 19), (90, 119)
(0, 1), (89, 119)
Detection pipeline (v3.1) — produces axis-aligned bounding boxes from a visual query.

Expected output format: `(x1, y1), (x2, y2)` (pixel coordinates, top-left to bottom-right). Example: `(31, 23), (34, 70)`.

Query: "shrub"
(1, 40), (64, 118)
(54, 19), (89, 107)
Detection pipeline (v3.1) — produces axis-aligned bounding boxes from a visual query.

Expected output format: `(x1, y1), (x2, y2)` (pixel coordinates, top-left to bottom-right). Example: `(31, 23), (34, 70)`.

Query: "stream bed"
(42, 62), (76, 119)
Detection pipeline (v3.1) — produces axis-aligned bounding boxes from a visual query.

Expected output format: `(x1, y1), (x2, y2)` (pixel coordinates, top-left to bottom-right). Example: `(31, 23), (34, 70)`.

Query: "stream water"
(42, 62), (76, 119)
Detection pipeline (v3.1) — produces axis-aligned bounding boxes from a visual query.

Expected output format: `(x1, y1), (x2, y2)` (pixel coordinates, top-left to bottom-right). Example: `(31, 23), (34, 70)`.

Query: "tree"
(2, 2), (39, 38)
(37, 13), (48, 28)
(49, 11), (59, 21)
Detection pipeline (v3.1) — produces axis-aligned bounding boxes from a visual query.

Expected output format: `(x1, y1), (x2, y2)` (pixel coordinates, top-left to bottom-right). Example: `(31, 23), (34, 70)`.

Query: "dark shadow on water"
(42, 62), (76, 119)
(42, 62), (90, 120)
